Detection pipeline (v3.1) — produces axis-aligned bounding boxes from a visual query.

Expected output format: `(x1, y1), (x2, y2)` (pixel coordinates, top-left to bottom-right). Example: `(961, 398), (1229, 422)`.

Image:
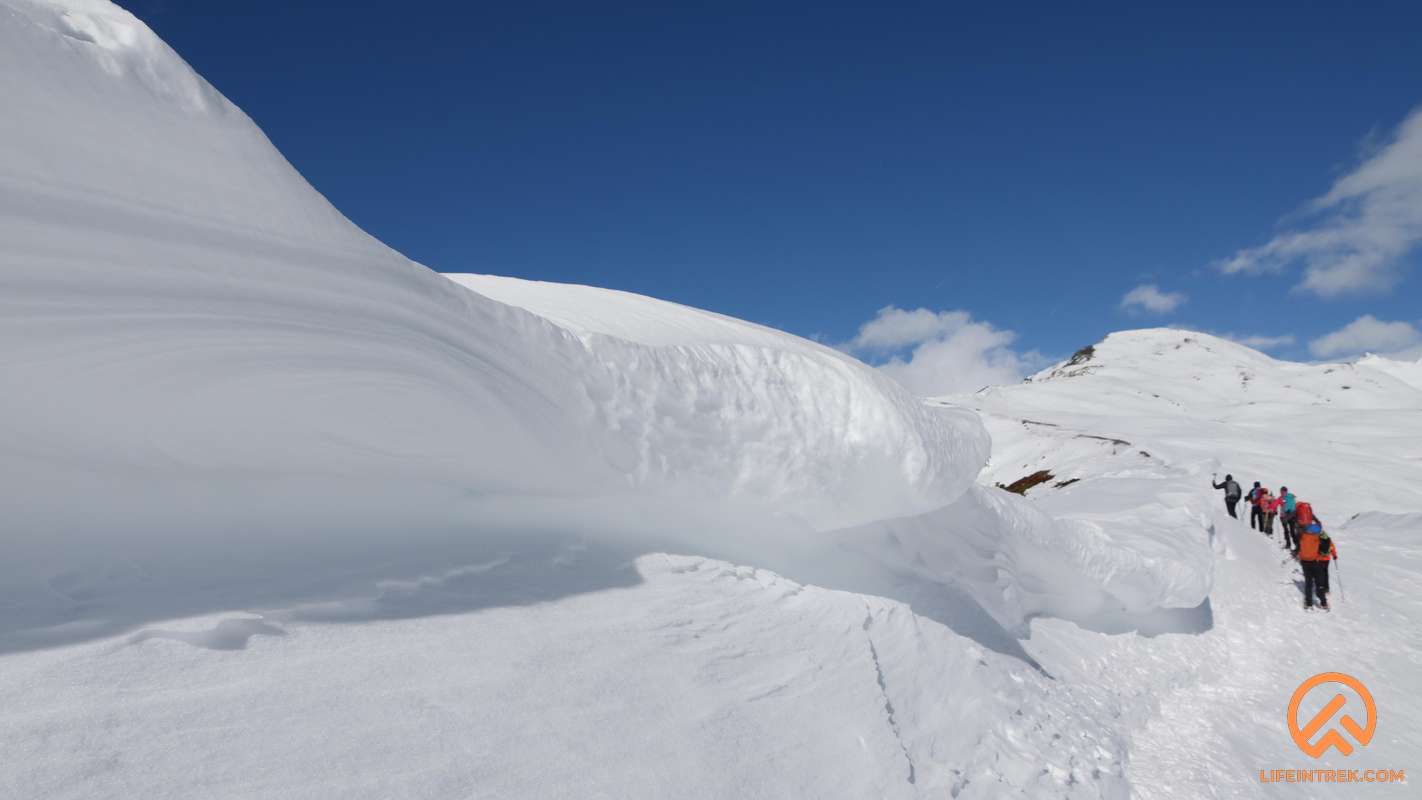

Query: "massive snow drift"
(3, 2), (1419, 799)
(2, 0), (989, 640)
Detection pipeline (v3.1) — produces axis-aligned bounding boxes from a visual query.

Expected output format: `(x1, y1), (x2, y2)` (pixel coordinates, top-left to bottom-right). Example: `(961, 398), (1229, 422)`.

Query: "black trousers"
(1281, 512), (1297, 549)
(1302, 560), (1330, 606)
(1225, 498), (1239, 518)
(1250, 505), (1264, 530)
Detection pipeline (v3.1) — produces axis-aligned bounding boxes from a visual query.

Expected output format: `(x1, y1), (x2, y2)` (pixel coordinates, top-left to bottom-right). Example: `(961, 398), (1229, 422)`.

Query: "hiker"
(1296, 515), (1338, 611)
(1212, 474), (1241, 518)
(1247, 481), (1264, 530)
(1259, 488), (1277, 536)
(1279, 487), (1298, 550)
(1292, 501), (1317, 558)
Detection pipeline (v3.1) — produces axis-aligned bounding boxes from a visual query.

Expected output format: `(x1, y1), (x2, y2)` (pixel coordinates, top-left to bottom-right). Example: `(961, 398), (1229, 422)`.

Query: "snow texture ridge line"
(862, 603), (918, 786)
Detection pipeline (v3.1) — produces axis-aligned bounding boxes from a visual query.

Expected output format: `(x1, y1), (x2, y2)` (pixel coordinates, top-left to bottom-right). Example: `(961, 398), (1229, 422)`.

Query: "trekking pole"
(1334, 560), (1344, 603)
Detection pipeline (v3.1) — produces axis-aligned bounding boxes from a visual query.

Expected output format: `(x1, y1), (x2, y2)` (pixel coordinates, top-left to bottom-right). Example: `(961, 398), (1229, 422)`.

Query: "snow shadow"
(128, 617), (286, 651)
(1065, 598), (1214, 638)
(1, 490), (1209, 669)
(0, 520), (647, 656)
(277, 536), (644, 625)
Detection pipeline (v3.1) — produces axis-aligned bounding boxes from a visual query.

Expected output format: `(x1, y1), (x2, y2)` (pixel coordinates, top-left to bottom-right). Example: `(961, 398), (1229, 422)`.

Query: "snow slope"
(943, 329), (1422, 798)
(959, 330), (1422, 517)
(0, 0), (997, 647)
(1357, 353), (1422, 393)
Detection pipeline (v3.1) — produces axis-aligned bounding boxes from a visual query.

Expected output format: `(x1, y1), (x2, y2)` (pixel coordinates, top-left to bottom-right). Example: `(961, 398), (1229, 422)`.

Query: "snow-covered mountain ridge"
(956, 328), (1422, 518)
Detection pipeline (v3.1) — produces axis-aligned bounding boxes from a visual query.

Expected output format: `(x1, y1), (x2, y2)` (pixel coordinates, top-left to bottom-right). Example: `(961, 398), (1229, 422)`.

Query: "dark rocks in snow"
(997, 470), (1055, 495)
(1075, 434), (1132, 447)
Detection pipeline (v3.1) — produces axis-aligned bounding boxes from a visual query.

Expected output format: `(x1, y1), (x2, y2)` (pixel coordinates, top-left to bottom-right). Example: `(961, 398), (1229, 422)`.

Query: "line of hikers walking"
(1211, 473), (1340, 611)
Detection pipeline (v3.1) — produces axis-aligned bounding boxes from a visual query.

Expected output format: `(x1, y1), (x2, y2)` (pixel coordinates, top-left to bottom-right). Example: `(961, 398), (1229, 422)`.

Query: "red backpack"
(1295, 502), (1315, 527)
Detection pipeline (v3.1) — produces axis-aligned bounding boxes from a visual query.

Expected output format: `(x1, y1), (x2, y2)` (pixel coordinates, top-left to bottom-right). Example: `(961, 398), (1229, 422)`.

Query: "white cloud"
(843, 306), (1044, 396)
(1220, 332), (1297, 350)
(1308, 315), (1421, 358)
(1389, 342), (1422, 360)
(1120, 284), (1188, 314)
(846, 307), (975, 351)
(1221, 106), (1422, 296)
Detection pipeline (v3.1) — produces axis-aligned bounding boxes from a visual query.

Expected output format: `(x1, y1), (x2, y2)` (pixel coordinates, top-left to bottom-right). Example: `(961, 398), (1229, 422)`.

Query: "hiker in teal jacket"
(1279, 487), (1299, 550)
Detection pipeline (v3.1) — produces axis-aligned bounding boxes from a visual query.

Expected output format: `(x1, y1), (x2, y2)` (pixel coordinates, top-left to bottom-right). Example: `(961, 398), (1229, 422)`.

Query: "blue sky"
(132, 0), (1422, 391)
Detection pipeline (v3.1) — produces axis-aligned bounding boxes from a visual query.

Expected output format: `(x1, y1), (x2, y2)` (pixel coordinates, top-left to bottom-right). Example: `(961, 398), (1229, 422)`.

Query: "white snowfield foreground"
(3, 2), (1421, 799)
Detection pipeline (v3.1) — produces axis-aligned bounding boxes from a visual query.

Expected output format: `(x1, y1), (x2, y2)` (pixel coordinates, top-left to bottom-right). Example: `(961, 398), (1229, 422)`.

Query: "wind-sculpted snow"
(448, 275), (1222, 630)
(826, 485), (1215, 638)
(0, 1), (1225, 684)
(1, 0), (998, 659)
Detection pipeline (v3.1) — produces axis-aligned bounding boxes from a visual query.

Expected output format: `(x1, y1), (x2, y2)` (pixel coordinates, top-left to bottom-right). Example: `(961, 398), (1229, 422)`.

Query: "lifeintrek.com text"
(1259, 769), (1406, 785)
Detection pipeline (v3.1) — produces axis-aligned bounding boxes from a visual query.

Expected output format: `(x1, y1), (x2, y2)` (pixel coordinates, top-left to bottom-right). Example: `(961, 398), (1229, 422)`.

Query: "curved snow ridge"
(1, 0), (361, 254)
(5, 251), (981, 537)
(448, 273), (989, 525)
(4, 0), (226, 113)
(448, 273), (817, 349)
(573, 334), (990, 526)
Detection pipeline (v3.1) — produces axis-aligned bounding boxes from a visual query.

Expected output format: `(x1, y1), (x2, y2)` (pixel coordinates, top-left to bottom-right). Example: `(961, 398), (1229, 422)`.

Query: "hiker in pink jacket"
(1260, 489), (1281, 536)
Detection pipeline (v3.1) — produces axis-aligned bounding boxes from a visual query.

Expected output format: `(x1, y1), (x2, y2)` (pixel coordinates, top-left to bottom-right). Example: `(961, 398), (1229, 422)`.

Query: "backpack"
(1318, 534), (1332, 557)
(1296, 502), (1314, 527)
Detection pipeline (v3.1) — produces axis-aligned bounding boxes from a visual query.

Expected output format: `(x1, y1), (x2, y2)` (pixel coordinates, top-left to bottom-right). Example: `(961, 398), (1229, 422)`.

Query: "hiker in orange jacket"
(1296, 519), (1338, 611)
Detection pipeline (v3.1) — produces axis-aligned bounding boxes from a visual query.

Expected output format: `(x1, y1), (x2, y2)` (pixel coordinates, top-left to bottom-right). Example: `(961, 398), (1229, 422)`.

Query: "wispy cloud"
(1219, 332), (1297, 351)
(1220, 106), (1422, 296)
(843, 306), (1045, 396)
(1308, 314), (1421, 358)
(1120, 284), (1187, 314)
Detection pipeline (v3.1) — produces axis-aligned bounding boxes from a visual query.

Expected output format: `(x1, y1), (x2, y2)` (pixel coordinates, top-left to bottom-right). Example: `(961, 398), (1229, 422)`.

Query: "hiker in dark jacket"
(1212, 474), (1242, 518)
